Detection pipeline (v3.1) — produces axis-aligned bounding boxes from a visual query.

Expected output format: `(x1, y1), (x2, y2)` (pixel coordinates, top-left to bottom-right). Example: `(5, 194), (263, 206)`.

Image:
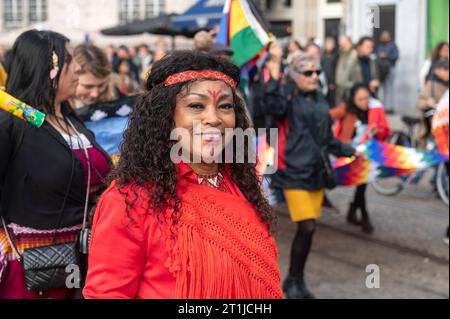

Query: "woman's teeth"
(204, 134), (221, 141)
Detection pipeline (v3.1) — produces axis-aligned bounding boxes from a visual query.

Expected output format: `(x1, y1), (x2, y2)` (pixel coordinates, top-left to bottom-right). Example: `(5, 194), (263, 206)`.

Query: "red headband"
(163, 70), (238, 89)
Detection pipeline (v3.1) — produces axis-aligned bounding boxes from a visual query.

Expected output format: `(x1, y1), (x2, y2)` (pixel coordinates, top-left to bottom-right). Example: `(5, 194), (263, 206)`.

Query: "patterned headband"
(163, 70), (238, 89)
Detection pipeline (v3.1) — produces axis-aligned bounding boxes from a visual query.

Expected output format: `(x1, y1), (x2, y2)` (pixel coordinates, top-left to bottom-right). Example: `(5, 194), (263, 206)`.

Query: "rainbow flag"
(334, 156), (416, 187)
(333, 139), (448, 187)
(216, 0), (270, 67)
(257, 133), (448, 187)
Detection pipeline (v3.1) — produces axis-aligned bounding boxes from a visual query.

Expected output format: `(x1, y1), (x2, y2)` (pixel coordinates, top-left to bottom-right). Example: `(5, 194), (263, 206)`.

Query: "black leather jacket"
(261, 79), (355, 190)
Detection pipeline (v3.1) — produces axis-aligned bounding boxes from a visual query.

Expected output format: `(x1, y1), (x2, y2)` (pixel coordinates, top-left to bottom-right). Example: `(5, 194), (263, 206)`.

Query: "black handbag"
(1, 118), (92, 293)
(305, 111), (338, 190)
(318, 148), (338, 190)
(21, 243), (79, 291)
(1, 217), (80, 292)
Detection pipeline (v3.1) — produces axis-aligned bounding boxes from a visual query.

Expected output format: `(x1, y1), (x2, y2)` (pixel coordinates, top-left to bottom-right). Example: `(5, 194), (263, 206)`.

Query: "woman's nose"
(203, 106), (222, 127)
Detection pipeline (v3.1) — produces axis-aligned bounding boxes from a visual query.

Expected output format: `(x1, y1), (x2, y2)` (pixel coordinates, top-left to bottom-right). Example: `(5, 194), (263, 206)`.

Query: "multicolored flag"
(333, 139), (448, 187)
(216, 0), (271, 67)
(257, 135), (448, 187)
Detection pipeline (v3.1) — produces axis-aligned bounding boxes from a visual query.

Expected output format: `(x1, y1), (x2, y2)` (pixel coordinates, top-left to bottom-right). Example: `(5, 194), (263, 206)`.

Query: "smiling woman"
(72, 44), (118, 107)
(173, 80), (236, 167)
(83, 50), (282, 300)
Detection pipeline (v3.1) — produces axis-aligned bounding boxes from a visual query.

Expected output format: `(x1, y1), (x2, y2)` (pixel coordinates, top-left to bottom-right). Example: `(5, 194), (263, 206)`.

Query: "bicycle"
(437, 162), (449, 206)
(371, 114), (449, 207)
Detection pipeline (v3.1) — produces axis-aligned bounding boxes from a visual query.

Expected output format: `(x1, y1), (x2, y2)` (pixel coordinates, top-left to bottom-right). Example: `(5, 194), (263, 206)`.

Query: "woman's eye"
(188, 103), (204, 110)
(219, 104), (234, 110)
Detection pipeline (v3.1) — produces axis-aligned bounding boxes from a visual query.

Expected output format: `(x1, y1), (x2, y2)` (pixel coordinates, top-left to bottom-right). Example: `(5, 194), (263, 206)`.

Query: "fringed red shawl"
(84, 163), (282, 299)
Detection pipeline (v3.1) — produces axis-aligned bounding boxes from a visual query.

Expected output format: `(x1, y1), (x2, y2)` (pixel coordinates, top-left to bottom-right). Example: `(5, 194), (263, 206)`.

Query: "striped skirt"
(0, 223), (81, 299)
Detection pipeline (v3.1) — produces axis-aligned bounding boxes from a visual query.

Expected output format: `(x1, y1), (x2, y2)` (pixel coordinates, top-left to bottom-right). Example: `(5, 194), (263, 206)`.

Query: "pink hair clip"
(50, 51), (59, 80)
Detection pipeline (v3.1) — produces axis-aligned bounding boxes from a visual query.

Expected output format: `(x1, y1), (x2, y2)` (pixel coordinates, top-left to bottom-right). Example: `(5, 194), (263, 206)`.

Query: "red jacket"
(330, 98), (391, 144)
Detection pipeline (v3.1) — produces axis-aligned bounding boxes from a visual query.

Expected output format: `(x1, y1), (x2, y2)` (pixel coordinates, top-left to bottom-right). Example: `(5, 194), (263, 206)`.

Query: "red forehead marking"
(207, 89), (223, 105)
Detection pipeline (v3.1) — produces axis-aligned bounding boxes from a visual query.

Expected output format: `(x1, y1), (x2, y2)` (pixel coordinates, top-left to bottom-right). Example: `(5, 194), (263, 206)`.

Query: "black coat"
(261, 79), (355, 191)
(0, 104), (111, 230)
(321, 52), (338, 86)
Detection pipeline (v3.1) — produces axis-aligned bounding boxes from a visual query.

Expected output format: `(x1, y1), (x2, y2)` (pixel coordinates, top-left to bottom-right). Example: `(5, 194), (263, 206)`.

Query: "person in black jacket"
(261, 54), (356, 299)
(0, 30), (111, 299)
(322, 37), (339, 108)
(250, 41), (285, 132)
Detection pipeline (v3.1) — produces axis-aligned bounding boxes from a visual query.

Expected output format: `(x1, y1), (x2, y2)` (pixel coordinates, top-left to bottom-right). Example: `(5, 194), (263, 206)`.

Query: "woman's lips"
(197, 132), (224, 143)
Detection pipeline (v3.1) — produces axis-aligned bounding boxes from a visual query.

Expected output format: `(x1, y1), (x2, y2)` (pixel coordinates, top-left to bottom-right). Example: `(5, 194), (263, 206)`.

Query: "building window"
(145, 0), (165, 18)
(119, 0), (140, 24)
(29, 0), (47, 23)
(4, 0), (24, 28)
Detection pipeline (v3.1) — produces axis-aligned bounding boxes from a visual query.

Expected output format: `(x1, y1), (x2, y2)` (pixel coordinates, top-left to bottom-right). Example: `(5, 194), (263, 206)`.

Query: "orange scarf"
(163, 182), (282, 299)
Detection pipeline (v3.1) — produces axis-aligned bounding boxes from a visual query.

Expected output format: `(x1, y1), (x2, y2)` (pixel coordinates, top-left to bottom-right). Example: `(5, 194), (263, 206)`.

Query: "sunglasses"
(300, 69), (323, 77)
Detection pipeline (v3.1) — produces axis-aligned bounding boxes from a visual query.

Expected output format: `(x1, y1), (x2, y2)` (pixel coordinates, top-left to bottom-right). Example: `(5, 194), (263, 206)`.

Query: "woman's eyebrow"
(185, 92), (233, 99)
(185, 92), (208, 99)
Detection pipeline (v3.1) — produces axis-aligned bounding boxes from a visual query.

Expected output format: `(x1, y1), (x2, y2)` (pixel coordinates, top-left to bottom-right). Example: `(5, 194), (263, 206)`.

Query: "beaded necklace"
(197, 172), (230, 193)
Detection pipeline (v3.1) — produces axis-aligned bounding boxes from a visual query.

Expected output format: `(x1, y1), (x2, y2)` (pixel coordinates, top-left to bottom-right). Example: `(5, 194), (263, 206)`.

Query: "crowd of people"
(0, 27), (448, 300)
(279, 32), (399, 113)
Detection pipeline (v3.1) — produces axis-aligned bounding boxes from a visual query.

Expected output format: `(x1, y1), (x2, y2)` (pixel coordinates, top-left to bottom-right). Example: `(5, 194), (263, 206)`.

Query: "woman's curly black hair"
(110, 50), (277, 232)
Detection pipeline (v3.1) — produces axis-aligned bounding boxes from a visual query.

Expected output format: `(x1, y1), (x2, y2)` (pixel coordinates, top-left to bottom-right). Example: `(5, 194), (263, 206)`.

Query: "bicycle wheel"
(371, 131), (409, 196)
(436, 163), (449, 207)
(372, 176), (405, 196)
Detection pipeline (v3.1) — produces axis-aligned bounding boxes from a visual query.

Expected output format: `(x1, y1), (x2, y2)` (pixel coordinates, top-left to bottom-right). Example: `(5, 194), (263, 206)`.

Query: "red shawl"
(84, 163), (282, 299)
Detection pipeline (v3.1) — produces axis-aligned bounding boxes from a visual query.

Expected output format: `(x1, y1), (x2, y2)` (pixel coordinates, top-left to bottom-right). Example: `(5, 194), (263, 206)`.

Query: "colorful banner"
(0, 90), (46, 127)
(257, 136), (449, 187)
(216, 0), (271, 100)
(216, 0), (270, 67)
(333, 139), (448, 187)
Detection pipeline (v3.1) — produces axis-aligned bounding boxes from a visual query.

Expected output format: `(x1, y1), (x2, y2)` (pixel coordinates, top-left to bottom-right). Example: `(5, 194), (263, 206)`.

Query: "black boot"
(282, 276), (316, 299)
(347, 203), (362, 226)
(361, 207), (375, 234)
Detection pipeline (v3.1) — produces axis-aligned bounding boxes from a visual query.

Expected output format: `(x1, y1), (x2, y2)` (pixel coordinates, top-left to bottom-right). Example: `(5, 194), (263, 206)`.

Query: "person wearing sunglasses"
(260, 54), (356, 299)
